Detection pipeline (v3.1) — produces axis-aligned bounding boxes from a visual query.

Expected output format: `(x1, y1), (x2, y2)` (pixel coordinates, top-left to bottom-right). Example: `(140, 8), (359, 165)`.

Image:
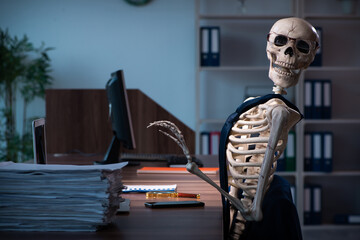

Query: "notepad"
(122, 184), (177, 193)
(136, 167), (219, 175)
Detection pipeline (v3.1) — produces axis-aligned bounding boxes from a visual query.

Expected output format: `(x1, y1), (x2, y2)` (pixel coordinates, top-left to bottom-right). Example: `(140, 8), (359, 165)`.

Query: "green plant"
(0, 28), (54, 162)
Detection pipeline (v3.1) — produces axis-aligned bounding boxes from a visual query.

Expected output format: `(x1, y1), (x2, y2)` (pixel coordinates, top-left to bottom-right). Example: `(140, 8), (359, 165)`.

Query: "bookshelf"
(195, 0), (360, 238)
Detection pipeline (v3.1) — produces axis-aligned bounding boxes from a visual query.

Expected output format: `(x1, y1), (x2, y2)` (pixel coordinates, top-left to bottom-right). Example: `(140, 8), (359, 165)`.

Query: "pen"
(146, 191), (200, 199)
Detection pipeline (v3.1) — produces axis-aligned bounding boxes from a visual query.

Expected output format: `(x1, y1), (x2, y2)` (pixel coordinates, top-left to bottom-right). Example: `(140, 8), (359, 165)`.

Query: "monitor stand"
(94, 136), (120, 165)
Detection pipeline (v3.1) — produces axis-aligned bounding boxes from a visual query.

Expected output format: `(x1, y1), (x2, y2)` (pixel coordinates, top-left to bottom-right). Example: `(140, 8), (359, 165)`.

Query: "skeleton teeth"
(272, 62), (300, 76)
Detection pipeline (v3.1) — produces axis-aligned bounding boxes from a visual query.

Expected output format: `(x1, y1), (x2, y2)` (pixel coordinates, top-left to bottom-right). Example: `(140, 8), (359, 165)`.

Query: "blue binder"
(304, 80), (313, 119)
(322, 80), (332, 119)
(209, 27), (220, 66)
(304, 132), (312, 171)
(200, 27), (211, 66)
(200, 131), (210, 155)
(304, 185), (312, 225)
(276, 151), (286, 172)
(322, 132), (333, 172)
(311, 185), (322, 224)
(200, 26), (220, 66)
(310, 27), (322, 67)
(312, 81), (323, 119)
(304, 184), (323, 225)
(312, 132), (322, 171)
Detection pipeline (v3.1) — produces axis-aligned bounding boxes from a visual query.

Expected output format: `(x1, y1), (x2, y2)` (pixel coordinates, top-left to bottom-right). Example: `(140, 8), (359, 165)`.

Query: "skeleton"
(149, 18), (319, 239)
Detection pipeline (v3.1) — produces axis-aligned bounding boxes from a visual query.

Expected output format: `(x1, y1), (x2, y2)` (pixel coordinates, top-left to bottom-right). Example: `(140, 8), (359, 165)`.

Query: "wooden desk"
(0, 155), (223, 240)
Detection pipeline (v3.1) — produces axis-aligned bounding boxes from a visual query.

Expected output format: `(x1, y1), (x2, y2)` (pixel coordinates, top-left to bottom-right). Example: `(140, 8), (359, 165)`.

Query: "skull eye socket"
(274, 35), (288, 46)
(296, 40), (310, 54)
(272, 34), (310, 54)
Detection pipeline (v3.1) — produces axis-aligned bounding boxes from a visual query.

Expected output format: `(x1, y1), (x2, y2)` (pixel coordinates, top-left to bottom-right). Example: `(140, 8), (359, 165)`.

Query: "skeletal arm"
(148, 106), (290, 222)
(250, 105), (289, 221)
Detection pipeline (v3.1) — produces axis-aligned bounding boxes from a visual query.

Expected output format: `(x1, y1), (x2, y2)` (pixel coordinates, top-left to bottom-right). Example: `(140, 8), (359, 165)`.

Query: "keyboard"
(120, 153), (204, 167)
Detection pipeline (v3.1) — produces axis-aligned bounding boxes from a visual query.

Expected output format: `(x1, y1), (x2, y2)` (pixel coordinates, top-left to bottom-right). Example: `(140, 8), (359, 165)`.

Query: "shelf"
(200, 118), (360, 126)
(304, 14), (360, 20)
(200, 66), (268, 71)
(199, 14), (293, 20)
(303, 119), (360, 124)
(307, 66), (360, 72)
(195, 2), (360, 236)
(303, 224), (360, 231)
(200, 66), (360, 72)
(304, 171), (360, 177)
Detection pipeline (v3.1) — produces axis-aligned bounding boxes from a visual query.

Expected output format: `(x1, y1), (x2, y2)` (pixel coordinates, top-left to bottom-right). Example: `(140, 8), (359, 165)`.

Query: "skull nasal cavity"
(285, 47), (294, 57)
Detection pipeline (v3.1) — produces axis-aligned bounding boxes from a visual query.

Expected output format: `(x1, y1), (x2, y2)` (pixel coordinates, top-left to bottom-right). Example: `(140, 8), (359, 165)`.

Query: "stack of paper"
(0, 161), (127, 232)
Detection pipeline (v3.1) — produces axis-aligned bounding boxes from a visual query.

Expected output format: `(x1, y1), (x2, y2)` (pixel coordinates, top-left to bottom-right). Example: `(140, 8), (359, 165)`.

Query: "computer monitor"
(32, 118), (47, 164)
(95, 70), (136, 164)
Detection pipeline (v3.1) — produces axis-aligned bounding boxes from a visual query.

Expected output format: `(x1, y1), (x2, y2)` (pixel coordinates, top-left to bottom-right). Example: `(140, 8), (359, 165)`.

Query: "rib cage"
(226, 101), (287, 238)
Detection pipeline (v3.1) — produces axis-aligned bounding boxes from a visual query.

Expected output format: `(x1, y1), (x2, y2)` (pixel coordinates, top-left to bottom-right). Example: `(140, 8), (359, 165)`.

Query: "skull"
(266, 17), (319, 91)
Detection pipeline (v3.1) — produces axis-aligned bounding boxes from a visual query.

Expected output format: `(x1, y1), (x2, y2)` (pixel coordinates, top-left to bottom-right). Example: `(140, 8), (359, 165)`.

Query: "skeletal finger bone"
(148, 120), (251, 217)
(147, 120), (191, 162)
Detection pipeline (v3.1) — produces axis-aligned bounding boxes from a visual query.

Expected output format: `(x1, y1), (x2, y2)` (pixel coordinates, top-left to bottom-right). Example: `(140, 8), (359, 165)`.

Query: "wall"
(0, 0), (196, 133)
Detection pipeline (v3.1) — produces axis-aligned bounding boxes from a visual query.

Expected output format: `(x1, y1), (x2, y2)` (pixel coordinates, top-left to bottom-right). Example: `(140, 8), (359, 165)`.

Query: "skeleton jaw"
(268, 57), (302, 89)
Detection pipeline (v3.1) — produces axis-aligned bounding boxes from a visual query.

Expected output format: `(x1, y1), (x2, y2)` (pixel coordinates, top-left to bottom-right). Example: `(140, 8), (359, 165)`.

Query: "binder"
(322, 132), (333, 172)
(310, 27), (322, 67)
(285, 131), (296, 171)
(304, 80), (313, 119)
(322, 80), (332, 119)
(305, 79), (332, 119)
(210, 27), (220, 66)
(276, 151), (286, 172)
(290, 185), (296, 204)
(312, 185), (322, 224)
(304, 132), (312, 171)
(200, 27), (210, 66)
(313, 81), (323, 119)
(200, 132), (210, 155)
(312, 132), (322, 171)
(304, 186), (312, 225)
(210, 131), (221, 155)
(334, 214), (360, 224)
(200, 26), (220, 66)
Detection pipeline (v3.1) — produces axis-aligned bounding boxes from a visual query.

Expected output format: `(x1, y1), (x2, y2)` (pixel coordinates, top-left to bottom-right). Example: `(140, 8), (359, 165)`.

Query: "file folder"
(323, 132), (333, 172)
(210, 131), (220, 155)
(312, 132), (322, 171)
(313, 81), (323, 119)
(276, 151), (286, 172)
(304, 186), (312, 225)
(312, 185), (322, 224)
(200, 132), (210, 155)
(290, 185), (296, 204)
(334, 214), (360, 224)
(310, 27), (322, 67)
(304, 80), (313, 119)
(210, 27), (220, 66)
(200, 27), (210, 66)
(304, 132), (312, 171)
(322, 80), (332, 119)
(200, 26), (220, 66)
(285, 131), (296, 171)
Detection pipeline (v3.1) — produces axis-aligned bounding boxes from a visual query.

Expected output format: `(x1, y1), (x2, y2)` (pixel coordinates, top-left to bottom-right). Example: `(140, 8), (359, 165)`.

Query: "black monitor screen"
(32, 118), (47, 164)
(96, 70), (136, 164)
